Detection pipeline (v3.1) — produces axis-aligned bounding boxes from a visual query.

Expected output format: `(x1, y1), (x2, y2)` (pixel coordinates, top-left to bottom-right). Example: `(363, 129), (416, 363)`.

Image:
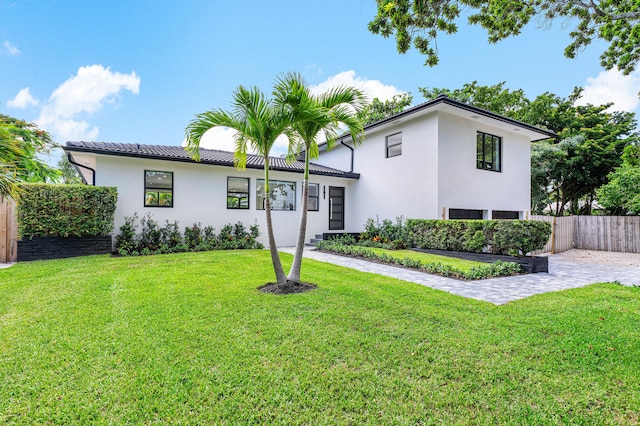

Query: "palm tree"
(1, 115), (59, 200)
(185, 85), (306, 288)
(0, 125), (24, 200)
(274, 73), (367, 284)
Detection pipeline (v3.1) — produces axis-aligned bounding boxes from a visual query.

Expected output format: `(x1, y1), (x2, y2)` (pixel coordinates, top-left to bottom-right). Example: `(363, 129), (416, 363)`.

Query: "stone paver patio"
(280, 247), (640, 305)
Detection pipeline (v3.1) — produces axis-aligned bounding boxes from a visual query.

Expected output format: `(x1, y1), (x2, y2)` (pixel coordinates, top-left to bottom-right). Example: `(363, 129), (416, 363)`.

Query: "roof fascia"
(62, 146), (360, 180)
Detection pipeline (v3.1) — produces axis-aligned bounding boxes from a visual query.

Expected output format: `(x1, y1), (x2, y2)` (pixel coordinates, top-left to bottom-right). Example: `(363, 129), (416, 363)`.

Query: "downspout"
(67, 153), (96, 186)
(339, 138), (354, 173)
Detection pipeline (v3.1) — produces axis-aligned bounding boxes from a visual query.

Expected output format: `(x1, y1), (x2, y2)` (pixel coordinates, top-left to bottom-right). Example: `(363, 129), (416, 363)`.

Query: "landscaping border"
(412, 248), (548, 273)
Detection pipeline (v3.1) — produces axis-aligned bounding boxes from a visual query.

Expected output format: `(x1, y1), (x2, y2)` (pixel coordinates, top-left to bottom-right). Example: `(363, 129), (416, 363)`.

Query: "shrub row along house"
(63, 95), (555, 247)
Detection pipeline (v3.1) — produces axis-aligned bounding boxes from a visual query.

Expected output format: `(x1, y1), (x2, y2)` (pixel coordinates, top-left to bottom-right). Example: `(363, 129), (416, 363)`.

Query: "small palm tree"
(274, 73), (367, 284)
(185, 85), (305, 288)
(0, 125), (24, 200)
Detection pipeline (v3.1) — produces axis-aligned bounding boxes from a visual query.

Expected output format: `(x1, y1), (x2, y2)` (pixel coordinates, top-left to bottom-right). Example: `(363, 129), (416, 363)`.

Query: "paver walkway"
(280, 247), (640, 305)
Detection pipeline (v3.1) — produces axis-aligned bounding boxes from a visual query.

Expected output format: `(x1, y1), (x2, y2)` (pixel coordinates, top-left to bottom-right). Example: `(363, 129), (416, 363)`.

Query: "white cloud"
(185, 71), (402, 157)
(2, 41), (21, 56)
(310, 70), (403, 102)
(197, 127), (237, 151)
(577, 68), (640, 112)
(192, 127), (289, 157)
(36, 65), (140, 142)
(7, 87), (39, 108)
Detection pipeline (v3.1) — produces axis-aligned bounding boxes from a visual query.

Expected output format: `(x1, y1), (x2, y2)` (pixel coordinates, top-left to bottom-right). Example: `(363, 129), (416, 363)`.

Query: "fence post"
(550, 216), (557, 254)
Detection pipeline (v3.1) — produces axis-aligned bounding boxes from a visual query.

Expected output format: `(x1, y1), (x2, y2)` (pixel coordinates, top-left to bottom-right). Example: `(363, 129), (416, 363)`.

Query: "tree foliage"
(420, 81), (528, 117)
(596, 144), (640, 215)
(57, 155), (83, 184)
(419, 82), (639, 215)
(0, 114), (60, 200)
(357, 93), (413, 125)
(369, 0), (640, 74)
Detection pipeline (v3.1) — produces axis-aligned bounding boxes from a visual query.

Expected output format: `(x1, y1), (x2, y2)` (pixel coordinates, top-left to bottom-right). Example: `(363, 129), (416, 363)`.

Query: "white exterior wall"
(316, 113), (441, 230)
(437, 112), (531, 218)
(94, 155), (354, 247)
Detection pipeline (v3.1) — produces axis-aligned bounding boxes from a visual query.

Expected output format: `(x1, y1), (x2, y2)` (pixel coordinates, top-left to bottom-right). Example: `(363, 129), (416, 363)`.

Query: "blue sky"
(1, 0), (639, 158)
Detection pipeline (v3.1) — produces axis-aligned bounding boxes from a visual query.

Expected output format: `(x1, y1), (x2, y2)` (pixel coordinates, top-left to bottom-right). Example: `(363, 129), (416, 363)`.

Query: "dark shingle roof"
(64, 141), (359, 179)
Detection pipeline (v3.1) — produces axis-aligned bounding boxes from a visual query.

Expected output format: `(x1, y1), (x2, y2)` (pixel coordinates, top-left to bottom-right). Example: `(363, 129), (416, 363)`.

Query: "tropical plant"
(273, 72), (367, 284)
(185, 84), (306, 288)
(0, 114), (60, 200)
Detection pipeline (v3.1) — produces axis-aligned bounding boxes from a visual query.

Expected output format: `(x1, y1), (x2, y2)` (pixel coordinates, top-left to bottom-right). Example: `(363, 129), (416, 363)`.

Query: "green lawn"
(364, 246), (485, 272)
(1, 251), (639, 424)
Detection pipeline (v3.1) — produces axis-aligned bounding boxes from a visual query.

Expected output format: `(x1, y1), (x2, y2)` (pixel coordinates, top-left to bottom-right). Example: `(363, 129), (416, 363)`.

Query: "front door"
(328, 186), (345, 230)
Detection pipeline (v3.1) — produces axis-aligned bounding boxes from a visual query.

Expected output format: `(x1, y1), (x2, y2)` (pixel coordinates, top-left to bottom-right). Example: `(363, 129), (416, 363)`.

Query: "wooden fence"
(0, 197), (18, 263)
(531, 215), (640, 254)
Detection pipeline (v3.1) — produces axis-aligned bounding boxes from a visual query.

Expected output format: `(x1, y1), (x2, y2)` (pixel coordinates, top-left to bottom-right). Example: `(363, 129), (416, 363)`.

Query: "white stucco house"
(64, 95), (555, 247)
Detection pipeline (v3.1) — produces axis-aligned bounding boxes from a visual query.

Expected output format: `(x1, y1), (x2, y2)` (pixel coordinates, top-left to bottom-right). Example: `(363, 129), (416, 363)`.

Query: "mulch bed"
(259, 281), (317, 294)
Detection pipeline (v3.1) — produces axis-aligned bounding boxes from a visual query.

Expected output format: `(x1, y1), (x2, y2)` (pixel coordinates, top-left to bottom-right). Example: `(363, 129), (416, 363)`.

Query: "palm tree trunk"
(287, 152), (310, 284)
(263, 162), (287, 287)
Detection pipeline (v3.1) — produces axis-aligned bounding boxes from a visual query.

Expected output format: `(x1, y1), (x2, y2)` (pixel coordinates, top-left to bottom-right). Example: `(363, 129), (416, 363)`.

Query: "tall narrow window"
(256, 179), (296, 211)
(227, 177), (249, 209)
(386, 132), (402, 158)
(308, 183), (319, 211)
(144, 170), (173, 207)
(476, 131), (502, 172)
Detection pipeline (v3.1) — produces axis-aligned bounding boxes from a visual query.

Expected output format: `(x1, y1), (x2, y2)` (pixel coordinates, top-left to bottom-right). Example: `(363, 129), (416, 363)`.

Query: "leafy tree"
(273, 72), (366, 284)
(420, 81), (528, 117)
(597, 144), (640, 215)
(185, 85), (314, 288)
(357, 92), (412, 125)
(368, 0), (640, 74)
(0, 114), (60, 200)
(57, 156), (83, 184)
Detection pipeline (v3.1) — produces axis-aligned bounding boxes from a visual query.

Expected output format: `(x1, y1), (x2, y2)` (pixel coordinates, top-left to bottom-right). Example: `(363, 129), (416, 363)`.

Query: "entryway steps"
(309, 234), (324, 245)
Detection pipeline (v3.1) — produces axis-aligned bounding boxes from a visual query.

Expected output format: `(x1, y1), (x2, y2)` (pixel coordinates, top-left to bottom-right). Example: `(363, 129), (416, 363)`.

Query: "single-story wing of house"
(64, 95), (555, 247)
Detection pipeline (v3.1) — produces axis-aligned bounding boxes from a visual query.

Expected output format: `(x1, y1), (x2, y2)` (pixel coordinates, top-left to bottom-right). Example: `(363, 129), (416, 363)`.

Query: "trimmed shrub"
(315, 239), (521, 280)
(115, 213), (263, 256)
(408, 219), (551, 256)
(18, 183), (117, 237)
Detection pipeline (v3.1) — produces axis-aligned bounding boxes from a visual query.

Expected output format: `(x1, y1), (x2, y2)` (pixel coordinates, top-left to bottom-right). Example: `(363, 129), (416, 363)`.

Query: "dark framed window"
(492, 210), (520, 220)
(144, 170), (173, 207)
(256, 179), (296, 211)
(476, 131), (502, 172)
(449, 208), (483, 220)
(386, 132), (402, 158)
(308, 183), (319, 211)
(227, 177), (249, 209)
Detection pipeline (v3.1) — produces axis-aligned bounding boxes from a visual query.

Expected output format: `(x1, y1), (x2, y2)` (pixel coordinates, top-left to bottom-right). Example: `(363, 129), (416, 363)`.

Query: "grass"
(1, 250), (639, 424)
(364, 246), (485, 272)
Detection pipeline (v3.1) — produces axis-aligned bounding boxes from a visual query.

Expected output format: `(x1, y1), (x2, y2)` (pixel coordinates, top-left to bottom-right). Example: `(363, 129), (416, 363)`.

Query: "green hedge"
(18, 183), (118, 237)
(407, 219), (551, 256)
(315, 237), (522, 280)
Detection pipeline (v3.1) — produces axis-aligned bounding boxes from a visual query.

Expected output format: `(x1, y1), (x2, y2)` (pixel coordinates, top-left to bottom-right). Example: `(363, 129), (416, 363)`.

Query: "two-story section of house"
(313, 95), (555, 233)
